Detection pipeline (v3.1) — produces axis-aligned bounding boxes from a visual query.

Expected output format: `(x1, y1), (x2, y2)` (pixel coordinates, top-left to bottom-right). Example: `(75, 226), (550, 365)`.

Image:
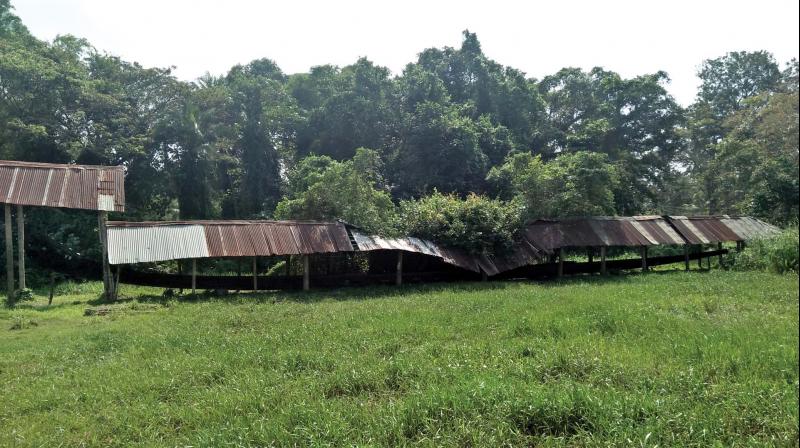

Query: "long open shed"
(104, 215), (780, 292)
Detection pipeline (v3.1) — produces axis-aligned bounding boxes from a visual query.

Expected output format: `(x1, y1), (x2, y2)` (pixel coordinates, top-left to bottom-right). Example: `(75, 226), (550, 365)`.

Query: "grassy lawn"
(1, 270), (798, 447)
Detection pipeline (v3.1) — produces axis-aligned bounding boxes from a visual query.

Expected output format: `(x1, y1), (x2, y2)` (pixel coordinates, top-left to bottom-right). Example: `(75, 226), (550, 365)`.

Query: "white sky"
(12, 0), (800, 105)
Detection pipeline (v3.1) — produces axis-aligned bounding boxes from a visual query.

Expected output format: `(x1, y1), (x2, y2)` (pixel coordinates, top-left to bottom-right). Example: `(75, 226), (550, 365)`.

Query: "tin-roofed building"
(0, 160), (125, 300)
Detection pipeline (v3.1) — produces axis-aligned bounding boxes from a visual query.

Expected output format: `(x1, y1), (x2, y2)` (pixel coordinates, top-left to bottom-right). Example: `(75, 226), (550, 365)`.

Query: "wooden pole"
(641, 246), (648, 272)
(302, 255), (310, 291)
(191, 259), (197, 295)
(178, 260), (183, 294)
(113, 265), (121, 300)
(16, 205), (24, 290)
(600, 246), (607, 275)
(684, 245), (690, 271)
(557, 248), (564, 278)
(4, 204), (14, 300)
(587, 248), (593, 264)
(697, 245), (703, 269)
(717, 242), (724, 267)
(252, 257), (258, 291)
(286, 255), (291, 276)
(98, 211), (111, 300)
(395, 251), (403, 286)
(236, 259), (242, 293)
(48, 272), (55, 305)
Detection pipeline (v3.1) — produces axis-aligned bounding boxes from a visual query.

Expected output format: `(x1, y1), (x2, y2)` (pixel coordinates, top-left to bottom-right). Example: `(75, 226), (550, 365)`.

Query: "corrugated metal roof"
(525, 216), (686, 250)
(108, 225), (209, 264)
(668, 215), (779, 244)
(0, 160), (125, 212)
(718, 215), (780, 240)
(106, 220), (353, 264)
(349, 230), (547, 275)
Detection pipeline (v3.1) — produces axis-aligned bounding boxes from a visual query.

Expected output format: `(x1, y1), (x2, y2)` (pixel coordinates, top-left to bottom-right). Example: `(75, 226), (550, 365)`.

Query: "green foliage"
(399, 191), (522, 254)
(275, 148), (397, 234)
(1, 7), (798, 278)
(730, 227), (799, 274)
(488, 151), (619, 218)
(0, 272), (797, 445)
(14, 287), (33, 302)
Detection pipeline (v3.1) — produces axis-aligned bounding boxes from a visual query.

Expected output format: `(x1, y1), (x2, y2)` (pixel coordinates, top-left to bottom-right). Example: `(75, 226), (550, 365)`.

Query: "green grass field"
(1, 270), (798, 447)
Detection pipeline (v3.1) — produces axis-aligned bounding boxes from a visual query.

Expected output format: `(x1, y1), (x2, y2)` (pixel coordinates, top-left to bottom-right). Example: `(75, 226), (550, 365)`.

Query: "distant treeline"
(0, 1), (797, 271)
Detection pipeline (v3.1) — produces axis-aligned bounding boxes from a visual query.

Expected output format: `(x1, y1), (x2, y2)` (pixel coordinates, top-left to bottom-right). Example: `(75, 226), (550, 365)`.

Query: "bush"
(399, 191), (523, 255)
(731, 227), (799, 274)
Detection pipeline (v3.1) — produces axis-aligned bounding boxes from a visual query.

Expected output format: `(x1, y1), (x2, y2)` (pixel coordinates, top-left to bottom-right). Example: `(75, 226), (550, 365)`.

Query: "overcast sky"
(12, 0), (800, 105)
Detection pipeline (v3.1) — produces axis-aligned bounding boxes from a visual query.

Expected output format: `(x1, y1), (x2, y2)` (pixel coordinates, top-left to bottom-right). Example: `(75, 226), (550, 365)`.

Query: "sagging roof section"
(106, 221), (353, 264)
(667, 215), (779, 244)
(0, 160), (125, 212)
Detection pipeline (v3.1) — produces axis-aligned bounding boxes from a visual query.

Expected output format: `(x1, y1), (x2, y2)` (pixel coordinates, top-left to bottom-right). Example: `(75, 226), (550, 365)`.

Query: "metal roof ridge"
(0, 160), (125, 171)
(106, 219), (344, 227)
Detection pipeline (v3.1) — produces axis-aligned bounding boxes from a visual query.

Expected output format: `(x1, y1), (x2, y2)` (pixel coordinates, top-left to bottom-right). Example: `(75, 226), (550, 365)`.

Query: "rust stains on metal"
(106, 220), (353, 264)
(667, 215), (778, 244)
(348, 229), (546, 275)
(524, 216), (685, 251)
(0, 160), (125, 212)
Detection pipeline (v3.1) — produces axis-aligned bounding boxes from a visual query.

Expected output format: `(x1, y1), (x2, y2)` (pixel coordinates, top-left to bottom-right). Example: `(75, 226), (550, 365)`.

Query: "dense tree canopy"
(0, 1), (797, 267)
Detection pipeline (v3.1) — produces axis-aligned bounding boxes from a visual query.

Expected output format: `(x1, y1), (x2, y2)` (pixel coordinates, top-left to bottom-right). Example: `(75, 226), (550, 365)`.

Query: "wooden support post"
(4, 204), (13, 301)
(48, 272), (55, 305)
(396, 251), (403, 286)
(178, 260), (183, 294)
(16, 205), (24, 290)
(697, 245), (703, 268)
(481, 270), (488, 282)
(286, 255), (291, 276)
(717, 242), (724, 267)
(600, 246), (607, 275)
(113, 265), (121, 300)
(252, 257), (258, 291)
(236, 259), (242, 293)
(98, 211), (111, 300)
(684, 245), (690, 271)
(557, 248), (564, 278)
(302, 255), (310, 291)
(191, 259), (197, 295)
(587, 248), (593, 264)
(641, 246), (648, 272)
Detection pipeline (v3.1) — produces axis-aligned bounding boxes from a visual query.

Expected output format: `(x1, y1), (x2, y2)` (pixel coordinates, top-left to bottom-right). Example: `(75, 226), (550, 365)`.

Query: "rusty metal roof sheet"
(668, 215), (779, 244)
(349, 229), (547, 275)
(0, 160), (125, 212)
(106, 220), (353, 264)
(524, 216), (686, 250)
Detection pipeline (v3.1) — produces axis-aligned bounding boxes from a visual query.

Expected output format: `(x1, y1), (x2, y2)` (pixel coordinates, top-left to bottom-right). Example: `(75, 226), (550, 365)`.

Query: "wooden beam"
(587, 248), (593, 264)
(697, 245), (703, 268)
(302, 255), (310, 291)
(98, 211), (111, 300)
(395, 251), (403, 286)
(641, 246), (648, 272)
(557, 248), (564, 278)
(253, 257), (258, 291)
(16, 205), (24, 290)
(113, 265), (121, 300)
(600, 246), (607, 275)
(5, 204), (14, 300)
(684, 245), (690, 271)
(191, 259), (197, 295)
(717, 242), (724, 267)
